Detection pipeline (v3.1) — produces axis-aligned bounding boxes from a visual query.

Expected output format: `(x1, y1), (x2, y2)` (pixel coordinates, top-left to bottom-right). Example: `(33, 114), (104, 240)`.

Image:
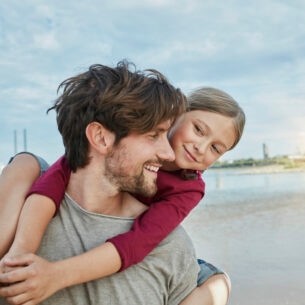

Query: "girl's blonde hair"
(187, 87), (245, 150)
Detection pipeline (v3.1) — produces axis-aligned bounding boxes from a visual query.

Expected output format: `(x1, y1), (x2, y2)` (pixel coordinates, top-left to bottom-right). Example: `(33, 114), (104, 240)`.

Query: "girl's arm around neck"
(27, 155), (71, 214)
(5, 194), (56, 257)
(0, 242), (121, 303)
(108, 170), (205, 270)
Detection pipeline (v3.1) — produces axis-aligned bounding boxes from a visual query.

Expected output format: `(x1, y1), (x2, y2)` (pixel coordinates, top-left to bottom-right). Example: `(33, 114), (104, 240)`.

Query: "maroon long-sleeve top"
(28, 155), (205, 271)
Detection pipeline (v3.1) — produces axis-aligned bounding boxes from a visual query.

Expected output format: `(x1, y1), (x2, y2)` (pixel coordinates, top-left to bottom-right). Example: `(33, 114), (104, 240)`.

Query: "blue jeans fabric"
(197, 259), (225, 286)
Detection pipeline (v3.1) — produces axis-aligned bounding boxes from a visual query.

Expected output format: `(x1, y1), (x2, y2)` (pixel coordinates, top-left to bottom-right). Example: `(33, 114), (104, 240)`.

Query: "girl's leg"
(0, 153), (41, 258)
(180, 273), (231, 305)
(180, 259), (231, 305)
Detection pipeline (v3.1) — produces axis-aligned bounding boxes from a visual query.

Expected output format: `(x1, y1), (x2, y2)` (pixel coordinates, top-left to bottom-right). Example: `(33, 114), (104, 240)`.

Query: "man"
(0, 61), (199, 304)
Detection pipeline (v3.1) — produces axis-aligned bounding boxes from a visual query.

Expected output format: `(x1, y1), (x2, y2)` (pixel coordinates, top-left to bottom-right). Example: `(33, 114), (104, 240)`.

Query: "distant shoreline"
(210, 164), (305, 175)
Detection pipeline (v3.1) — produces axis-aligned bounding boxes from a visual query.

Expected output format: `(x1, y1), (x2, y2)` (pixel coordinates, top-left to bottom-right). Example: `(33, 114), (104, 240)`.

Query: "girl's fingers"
(0, 280), (27, 298)
(0, 266), (27, 284)
(6, 292), (33, 305)
(3, 253), (34, 267)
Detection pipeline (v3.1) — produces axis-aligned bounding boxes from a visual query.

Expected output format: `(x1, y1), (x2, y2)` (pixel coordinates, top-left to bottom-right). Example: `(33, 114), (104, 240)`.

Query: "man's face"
(104, 120), (175, 197)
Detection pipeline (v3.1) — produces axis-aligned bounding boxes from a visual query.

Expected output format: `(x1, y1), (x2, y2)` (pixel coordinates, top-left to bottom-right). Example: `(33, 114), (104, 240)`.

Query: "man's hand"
(0, 253), (62, 305)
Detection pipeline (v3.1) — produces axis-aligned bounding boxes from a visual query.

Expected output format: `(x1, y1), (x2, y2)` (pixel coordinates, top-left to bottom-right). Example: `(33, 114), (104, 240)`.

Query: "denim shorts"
(9, 152), (49, 177)
(197, 259), (226, 286)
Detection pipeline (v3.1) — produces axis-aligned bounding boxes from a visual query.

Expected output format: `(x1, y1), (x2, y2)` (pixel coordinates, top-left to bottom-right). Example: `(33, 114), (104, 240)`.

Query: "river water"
(183, 168), (305, 305)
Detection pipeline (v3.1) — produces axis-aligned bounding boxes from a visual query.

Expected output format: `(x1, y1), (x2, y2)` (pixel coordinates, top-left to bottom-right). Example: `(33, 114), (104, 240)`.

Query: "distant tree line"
(212, 156), (305, 169)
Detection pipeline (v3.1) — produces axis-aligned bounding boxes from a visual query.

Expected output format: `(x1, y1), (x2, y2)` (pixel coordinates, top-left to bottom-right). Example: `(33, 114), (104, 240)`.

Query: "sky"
(1, 0), (305, 169)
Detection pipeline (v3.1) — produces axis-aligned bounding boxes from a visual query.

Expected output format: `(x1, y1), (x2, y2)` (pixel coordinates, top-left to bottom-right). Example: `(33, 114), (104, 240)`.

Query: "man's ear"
(86, 122), (115, 154)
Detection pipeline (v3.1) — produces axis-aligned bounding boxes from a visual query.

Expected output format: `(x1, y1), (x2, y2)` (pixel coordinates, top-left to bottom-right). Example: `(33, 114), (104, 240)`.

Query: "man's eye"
(149, 133), (158, 139)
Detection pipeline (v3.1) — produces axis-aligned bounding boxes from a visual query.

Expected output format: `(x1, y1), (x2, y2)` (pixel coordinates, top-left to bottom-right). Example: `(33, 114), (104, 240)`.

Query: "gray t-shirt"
(31, 195), (199, 304)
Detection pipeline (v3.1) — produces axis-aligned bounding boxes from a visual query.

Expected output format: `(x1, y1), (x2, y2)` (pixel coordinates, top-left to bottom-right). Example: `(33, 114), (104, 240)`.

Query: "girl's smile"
(165, 110), (237, 171)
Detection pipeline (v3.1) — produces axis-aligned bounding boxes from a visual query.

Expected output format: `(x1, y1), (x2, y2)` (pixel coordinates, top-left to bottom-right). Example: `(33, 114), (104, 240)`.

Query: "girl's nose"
(194, 142), (208, 155)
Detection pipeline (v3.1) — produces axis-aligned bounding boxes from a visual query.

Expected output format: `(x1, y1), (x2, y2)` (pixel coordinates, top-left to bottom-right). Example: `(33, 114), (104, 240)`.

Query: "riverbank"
(210, 163), (305, 175)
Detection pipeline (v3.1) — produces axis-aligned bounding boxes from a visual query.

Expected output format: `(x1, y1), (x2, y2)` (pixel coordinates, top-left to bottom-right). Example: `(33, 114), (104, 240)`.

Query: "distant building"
(263, 143), (269, 159)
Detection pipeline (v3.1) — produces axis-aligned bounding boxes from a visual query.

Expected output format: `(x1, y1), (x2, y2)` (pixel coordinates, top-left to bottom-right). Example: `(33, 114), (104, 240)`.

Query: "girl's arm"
(3, 195), (56, 259)
(25, 167), (204, 271)
(0, 242), (121, 304)
(1, 155), (70, 262)
(28, 157), (204, 272)
(0, 153), (41, 259)
(108, 170), (205, 270)
(27, 155), (71, 214)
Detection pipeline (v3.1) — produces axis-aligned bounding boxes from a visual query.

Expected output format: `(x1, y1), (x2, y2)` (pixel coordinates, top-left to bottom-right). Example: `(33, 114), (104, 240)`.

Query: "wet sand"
(183, 191), (305, 305)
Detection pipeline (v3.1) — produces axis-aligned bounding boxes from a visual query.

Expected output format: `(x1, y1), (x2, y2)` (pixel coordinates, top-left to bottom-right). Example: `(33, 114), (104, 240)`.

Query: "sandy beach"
(183, 170), (305, 305)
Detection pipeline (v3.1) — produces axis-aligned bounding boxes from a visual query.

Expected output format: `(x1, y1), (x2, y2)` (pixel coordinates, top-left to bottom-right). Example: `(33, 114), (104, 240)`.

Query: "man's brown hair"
(48, 60), (186, 171)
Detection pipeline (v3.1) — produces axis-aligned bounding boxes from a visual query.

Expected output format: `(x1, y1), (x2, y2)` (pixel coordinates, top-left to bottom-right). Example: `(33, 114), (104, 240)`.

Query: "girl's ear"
(86, 122), (115, 154)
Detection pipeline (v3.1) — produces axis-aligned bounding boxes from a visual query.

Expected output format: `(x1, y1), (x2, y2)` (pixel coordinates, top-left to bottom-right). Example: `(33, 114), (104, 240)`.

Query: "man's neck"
(66, 164), (124, 215)
(65, 164), (148, 218)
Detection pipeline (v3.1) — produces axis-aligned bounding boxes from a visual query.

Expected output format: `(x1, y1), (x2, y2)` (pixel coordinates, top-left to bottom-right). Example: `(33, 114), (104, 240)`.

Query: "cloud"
(0, 0), (305, 164)
(33, 32), (60, 50)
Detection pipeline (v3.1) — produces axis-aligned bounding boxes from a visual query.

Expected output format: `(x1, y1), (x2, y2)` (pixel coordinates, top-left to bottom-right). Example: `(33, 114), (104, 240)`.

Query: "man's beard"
(116, 171), (157, 197)
(104, 149), (158, 197)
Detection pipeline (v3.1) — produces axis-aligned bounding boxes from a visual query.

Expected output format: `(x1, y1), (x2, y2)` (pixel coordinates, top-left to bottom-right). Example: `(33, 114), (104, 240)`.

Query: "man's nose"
(158, 137), (175, 162)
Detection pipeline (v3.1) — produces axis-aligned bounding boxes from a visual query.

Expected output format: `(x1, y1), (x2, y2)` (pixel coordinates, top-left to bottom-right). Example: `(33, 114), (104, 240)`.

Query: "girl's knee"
(4, 153), (41, 182)
(220, 273), (231, 295)
(203, 273), (231, 304)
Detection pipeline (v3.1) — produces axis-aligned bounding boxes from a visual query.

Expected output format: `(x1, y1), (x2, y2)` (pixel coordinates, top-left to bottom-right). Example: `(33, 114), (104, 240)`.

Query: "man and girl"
(0, 60), (245, 304)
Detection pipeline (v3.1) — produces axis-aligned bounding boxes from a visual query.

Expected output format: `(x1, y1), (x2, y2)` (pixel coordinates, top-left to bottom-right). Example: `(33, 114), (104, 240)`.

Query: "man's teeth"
(144, 165), (159, 172)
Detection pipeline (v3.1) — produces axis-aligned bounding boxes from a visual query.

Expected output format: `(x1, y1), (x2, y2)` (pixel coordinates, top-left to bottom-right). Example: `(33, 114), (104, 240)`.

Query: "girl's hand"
(0, 253), (62, 305)
(0, 248), (29, 274)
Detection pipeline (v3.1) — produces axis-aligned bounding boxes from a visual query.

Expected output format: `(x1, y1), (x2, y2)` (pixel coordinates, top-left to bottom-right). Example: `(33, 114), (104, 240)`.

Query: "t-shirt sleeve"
(27, 155), (71, 214)
(107, 170), (205, 271)
(166, 228), (199, 305)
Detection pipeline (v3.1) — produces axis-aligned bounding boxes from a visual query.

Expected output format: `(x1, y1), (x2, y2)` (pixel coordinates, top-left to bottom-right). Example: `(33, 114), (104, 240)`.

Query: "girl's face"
(167, 110), (237, 171)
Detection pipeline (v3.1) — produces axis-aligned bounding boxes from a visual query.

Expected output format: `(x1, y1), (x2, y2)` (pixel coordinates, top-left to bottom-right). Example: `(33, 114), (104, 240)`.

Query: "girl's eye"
(195, 124), (204, 135)
(212, 145), (221, 154)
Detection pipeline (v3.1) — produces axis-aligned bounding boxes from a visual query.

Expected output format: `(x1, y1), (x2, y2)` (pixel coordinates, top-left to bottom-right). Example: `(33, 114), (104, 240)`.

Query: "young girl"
(0, 87), (245, 305)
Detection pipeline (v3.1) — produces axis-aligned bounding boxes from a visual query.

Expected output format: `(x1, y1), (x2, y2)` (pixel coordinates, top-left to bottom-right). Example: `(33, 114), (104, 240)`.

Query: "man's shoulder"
(152, 225), (196, 259)
(165, 225), (194, 247)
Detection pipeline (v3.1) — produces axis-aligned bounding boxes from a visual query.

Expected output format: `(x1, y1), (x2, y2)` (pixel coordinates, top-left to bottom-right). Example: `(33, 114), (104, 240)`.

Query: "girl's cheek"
(205, 155), (217, 168)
